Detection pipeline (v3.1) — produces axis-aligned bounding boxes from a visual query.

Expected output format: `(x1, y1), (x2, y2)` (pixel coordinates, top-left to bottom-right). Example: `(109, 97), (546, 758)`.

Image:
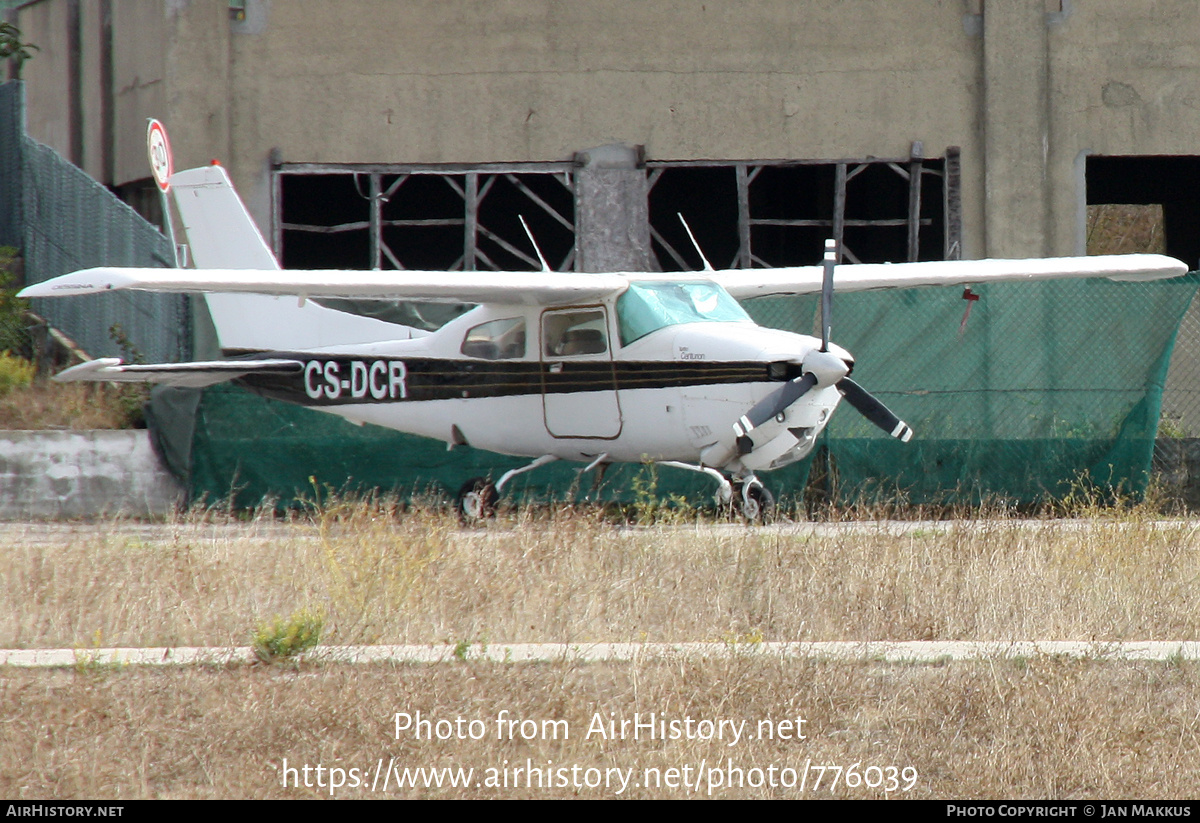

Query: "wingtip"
(53, 357), (124, 383)
(17, 268), (134, 298)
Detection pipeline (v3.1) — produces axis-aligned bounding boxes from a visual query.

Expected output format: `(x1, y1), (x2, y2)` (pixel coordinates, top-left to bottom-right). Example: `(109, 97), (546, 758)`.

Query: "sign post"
(147, 119), (181, 267)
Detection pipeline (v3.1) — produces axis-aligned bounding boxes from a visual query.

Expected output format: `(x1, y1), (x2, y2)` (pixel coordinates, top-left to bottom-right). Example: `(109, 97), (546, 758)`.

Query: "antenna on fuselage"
(518, 215), (552, 273)
(678, 213), (715, 272)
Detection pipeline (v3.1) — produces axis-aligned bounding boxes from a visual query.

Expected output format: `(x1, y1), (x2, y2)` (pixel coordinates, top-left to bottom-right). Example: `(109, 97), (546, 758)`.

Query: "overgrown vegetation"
(1086, 203), (1166, 256)
(0, 247), (149, 429)
(2, 503), (1200, 798)
(3, 497), (1199, 650)
(0, 349), (33, 396)
(0, 21), (38, 79)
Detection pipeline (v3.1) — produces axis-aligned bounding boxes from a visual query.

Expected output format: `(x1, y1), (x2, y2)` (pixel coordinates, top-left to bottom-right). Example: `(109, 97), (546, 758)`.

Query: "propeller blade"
(734, 373), (818, 454)
(820, 238), (836, 351)
(837, 378), (914, 442)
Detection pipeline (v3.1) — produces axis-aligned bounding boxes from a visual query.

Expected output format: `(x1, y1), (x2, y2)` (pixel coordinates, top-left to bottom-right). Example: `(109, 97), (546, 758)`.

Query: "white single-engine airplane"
(20, 155), (1188, 520)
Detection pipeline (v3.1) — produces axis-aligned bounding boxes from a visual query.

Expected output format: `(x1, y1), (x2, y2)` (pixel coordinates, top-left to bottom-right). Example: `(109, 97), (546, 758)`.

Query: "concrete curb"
(5, 641), (1199, 668)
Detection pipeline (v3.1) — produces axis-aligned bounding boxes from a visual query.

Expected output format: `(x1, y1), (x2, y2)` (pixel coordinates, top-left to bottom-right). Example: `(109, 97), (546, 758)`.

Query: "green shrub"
(0, 247), (29, 356)
(0, 350), (34, 396)
(252, 607), (324, 664)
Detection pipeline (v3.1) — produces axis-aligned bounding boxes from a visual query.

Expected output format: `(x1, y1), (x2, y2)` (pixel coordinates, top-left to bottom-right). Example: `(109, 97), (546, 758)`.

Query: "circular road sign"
(147, 119), (173, 193)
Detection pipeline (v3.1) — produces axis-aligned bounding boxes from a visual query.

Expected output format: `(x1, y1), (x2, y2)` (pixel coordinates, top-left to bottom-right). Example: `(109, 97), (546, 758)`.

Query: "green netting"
(157, 275), (1199, 510)
(745, 274), (1200, 505)
(171, 382), (813, 510)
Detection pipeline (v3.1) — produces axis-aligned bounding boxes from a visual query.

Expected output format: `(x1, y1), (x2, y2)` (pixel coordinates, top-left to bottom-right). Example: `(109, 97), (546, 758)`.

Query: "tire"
(456, 477), (497, 524)
(740, 481), (775, 523)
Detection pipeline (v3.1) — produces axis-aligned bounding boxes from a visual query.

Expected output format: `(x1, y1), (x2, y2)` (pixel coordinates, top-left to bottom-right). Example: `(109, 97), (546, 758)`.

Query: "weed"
(0, 350), (34, 396)
(73, 629), (118, 674)
(1158, 412), (1189, 439)
(252, 607), (324, 664)
(450, 637), (489, 662)
(0, 22), (39, 78)
(722, 628), (765, 650)
(0, 248), (29, 356)
(630, 460), (660, 525)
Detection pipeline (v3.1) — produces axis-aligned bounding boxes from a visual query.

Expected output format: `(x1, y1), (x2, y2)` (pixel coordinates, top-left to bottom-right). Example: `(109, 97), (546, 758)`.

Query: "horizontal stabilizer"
(54, 357), (302, 388)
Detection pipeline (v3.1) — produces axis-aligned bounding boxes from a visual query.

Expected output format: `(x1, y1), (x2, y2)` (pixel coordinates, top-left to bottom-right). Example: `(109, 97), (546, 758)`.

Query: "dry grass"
(3, 504), (1199, 649)
(0, 380), (143, 429)
(2, 503), (1200, 798)
(3, 657), (1199, 799)
(1087, 203), (1166, 256)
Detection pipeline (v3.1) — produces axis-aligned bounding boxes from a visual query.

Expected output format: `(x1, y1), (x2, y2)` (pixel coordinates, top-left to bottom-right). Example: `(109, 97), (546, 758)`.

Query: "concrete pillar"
(573, 143), (652, 273)
(983, 0), (1051, 258)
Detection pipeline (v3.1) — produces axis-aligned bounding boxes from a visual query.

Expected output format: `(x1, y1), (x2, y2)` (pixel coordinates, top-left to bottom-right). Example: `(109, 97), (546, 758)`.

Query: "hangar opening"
(277, 164), (577, 273)
(1086, 155), (1200, 269)
(646, 153), (953, 271)
(274, 148), (960, 277)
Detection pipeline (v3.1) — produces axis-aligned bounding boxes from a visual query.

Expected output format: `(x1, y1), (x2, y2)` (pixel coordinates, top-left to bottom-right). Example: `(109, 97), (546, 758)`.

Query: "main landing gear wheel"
(455, 477), (496, 524)
(738, 480), (775, 523)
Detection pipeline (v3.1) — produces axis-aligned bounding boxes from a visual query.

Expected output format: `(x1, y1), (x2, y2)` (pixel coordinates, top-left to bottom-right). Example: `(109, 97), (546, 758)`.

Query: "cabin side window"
(461, 317), (526, 360)
(542, 310), (608, 357)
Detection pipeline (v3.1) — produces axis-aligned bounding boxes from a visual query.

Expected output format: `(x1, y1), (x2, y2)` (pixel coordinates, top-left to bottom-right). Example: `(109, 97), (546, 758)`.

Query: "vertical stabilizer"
(171, 165), (280, 270)
(169, 165), (419, 352)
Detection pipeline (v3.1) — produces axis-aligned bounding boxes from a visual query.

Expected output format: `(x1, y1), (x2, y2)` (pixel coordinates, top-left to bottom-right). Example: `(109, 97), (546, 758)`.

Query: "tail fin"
(170, 165), (419, 352)
(171, 165), (280, 271)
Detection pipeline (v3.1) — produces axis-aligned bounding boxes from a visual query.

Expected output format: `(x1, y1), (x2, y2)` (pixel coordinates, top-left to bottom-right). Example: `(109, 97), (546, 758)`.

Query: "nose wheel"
(735, 477), (774, 523)
(455, 477), (497, 524)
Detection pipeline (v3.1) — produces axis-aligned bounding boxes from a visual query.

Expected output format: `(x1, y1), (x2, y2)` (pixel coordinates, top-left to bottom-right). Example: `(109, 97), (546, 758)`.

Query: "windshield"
(616, 281), (751, 346)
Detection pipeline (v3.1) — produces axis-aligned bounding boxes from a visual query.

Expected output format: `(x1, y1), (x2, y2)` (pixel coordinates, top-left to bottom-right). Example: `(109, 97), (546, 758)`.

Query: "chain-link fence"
(0, 81), (189, 366)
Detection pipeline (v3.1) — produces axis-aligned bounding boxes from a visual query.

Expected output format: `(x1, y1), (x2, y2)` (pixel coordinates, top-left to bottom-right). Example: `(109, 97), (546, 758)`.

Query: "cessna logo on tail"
(303, 359), (408, 401)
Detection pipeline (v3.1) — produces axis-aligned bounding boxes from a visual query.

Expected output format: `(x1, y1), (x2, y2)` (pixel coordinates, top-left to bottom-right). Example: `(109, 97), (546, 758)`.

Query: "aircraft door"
(540, 307), (622, 439)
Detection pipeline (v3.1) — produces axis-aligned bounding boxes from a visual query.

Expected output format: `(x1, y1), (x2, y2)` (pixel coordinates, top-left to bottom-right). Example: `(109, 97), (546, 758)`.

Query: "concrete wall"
(0, 430), (182, 518)
(13, 0), (72, 159)
(216, 0), (985, 252)
(11, 0), (1200, 262)
(1049, 2), (1200, 257)
(110, 0), (166, 186)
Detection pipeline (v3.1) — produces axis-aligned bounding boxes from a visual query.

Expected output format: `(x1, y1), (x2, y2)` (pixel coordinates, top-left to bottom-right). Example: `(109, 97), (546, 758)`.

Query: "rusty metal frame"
(646, 148), (957, 268)
(275, 150), (962, 274)
(274, 162), (576, 271)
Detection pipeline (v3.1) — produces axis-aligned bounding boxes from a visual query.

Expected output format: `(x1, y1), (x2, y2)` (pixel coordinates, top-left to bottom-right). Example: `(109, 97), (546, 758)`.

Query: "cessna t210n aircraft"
(21, 160), (1188, 521)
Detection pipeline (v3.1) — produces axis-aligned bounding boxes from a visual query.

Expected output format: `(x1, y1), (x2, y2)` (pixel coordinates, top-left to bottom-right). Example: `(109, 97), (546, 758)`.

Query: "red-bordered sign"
(147, 119), (173, 193)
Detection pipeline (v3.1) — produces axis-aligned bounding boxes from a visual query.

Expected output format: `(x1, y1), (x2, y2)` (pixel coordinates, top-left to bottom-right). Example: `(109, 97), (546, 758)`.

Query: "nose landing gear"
(732, 476), (775, 523)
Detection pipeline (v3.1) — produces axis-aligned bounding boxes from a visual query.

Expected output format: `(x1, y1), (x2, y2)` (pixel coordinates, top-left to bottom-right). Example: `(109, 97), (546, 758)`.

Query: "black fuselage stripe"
(234, 353), (775, 406)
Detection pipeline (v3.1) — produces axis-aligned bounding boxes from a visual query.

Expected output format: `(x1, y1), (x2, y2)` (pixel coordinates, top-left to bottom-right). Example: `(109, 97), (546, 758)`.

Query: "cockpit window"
(616, 281), (751, 346)
(461, 317), (526, 360)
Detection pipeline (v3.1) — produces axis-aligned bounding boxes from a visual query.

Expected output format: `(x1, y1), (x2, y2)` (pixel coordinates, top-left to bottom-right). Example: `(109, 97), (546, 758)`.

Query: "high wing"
(18, 266), (631, 306)
(711, 253), (1188, 299)
(21, 254), (1187, 305)
(52, 356), (303, 387)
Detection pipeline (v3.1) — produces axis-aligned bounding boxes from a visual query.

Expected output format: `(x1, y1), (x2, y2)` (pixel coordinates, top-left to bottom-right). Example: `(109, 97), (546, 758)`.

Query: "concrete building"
(7, 0), (1199, 277)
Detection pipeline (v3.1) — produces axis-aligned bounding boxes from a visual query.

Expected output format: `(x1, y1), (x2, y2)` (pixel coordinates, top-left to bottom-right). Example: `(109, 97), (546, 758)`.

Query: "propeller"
(735, 373), (817, 454)
(729, 238), (915, 458)
(734, 348), (848, 454)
